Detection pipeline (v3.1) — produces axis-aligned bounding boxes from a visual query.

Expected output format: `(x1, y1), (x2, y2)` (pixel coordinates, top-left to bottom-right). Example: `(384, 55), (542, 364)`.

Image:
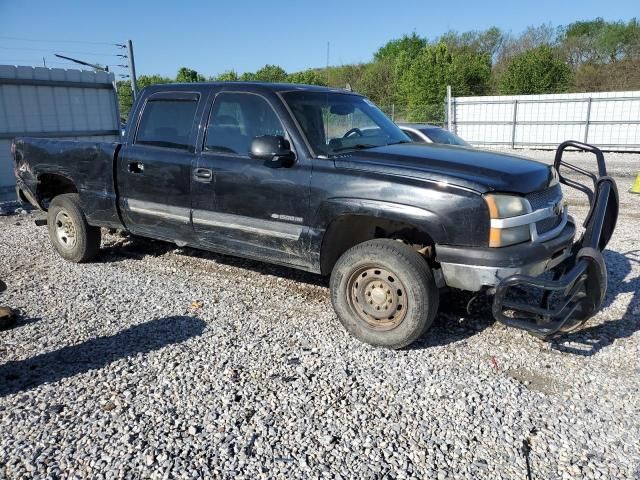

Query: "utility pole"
(127, 40), (138, 100)
(326, 42), (330, 86)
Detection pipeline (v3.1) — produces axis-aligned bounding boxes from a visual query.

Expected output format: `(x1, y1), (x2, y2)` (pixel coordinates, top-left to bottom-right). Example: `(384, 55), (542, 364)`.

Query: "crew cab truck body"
(12, 82), (619, 349)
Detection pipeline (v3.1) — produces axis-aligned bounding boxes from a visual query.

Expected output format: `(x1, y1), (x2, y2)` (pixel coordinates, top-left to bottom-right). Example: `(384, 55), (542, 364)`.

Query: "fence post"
(511, 100), (518, 148)
(446, 85), (452, 131)
(583, 97), (592, 143)
(391, 104), (395, 122)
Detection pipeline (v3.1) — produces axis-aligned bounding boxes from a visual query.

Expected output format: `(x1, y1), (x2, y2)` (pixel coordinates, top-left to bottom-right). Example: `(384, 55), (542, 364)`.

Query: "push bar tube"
(492, 141), (619, 339)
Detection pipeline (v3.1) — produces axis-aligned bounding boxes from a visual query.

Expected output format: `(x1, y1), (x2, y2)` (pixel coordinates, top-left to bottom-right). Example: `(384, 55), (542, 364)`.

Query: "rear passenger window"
(136, 99), (198, 150)
(205, 93), (285, 155)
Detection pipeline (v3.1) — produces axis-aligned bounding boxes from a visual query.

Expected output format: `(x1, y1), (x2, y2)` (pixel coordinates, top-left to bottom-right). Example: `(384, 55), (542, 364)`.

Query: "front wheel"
(330, 239), (439, 349)
(47, 193), (101, 263)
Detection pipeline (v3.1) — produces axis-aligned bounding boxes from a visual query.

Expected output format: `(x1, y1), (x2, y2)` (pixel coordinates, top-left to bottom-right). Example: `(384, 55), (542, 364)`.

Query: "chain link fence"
(379, 104), (446, 126)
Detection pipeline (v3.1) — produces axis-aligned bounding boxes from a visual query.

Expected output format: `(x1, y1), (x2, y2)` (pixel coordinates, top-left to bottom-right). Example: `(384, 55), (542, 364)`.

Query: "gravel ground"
(0, 162), (639, 479)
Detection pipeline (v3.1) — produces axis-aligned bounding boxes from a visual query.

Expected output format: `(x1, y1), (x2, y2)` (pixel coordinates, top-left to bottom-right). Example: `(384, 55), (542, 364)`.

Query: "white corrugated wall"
(0, 65), (120, 199)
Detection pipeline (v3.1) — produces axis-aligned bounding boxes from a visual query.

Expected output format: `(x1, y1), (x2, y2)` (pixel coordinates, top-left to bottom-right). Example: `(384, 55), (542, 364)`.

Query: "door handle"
(128, 162), (144, 174)
(193, 167), (213, 183)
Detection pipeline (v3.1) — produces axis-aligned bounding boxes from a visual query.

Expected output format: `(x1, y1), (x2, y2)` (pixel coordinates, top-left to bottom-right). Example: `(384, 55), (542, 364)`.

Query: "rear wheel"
(330, 239), (439, 349)
(47, 194), (101, 263)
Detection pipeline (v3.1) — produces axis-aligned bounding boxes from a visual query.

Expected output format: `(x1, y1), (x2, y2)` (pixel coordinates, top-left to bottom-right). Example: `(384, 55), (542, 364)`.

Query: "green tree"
(561, 17), (640, 66)
(239, 71), (257, 81)
(176, 67), (205, 83)
(374, 33), (426, 62)
(248, 64), (288, 83)
(286, 70), (327, 86)
(214, 70), (239, 81)
(456, 50), (493, 95)
(398, 43), (491, 121)
(573, 58), (640, 91)
(358, 58), (397, 106)
(117, 74), (172, 119)
(322, 64), (368, 90)
(498, 45), (572, 94)
(439, 27), (504, 59)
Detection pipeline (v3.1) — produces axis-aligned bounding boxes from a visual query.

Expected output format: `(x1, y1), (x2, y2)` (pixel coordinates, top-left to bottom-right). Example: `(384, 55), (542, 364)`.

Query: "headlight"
(489, 225), (530, 247)
(484, 194), (530, 247)
(484, 194), (529, 218)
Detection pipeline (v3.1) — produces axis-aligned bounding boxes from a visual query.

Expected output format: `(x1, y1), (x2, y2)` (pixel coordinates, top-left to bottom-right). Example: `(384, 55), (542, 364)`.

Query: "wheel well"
(36, 174), (78, 208)
(320, 215), (434, 275)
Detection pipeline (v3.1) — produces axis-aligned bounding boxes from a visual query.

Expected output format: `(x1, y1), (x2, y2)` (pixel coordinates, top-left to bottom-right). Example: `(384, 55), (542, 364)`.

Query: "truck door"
(118, 91), (203, 242)
(191, 91), (312, 268)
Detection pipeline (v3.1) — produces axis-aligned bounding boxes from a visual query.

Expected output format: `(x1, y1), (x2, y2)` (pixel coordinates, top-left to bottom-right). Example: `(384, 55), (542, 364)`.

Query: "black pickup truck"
(12, 82), (619, 349)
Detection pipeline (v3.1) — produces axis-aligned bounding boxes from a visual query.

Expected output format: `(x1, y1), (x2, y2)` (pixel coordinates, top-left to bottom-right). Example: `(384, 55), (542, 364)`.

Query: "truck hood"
(334, 143), (554, 194)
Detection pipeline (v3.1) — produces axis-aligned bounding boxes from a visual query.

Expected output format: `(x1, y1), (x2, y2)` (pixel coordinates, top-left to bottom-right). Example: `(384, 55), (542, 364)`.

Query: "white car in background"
(398, 123), (470, 147)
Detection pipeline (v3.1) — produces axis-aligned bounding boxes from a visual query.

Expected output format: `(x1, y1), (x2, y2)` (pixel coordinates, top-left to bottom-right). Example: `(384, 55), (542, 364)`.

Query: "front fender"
(315, 197), (447, 242)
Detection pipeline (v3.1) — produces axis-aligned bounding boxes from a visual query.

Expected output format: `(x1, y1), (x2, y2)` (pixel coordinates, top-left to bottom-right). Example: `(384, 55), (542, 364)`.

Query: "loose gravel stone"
(0, 151), (638, 479)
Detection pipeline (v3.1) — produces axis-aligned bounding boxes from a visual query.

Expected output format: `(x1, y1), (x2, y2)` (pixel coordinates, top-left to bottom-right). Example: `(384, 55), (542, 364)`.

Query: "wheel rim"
(346, 265), (408, 331)
(54, 210), (77, 250)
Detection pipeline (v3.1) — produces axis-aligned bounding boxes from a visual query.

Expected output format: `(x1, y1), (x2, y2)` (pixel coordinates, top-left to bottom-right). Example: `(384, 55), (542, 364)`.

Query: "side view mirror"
(250, 135), (295, 168)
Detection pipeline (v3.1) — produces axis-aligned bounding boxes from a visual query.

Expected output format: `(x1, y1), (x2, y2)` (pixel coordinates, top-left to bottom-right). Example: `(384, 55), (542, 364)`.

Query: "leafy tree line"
(117, 66), (325, 118)
(118, 17), (640, 121)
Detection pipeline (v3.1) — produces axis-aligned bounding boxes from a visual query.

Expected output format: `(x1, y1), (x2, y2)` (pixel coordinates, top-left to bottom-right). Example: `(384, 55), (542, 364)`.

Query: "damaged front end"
(492, 141), (619, 339)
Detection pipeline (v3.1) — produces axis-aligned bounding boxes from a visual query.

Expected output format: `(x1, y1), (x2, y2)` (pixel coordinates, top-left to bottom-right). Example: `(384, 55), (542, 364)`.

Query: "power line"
(0, 58), (93, 68)
(0, 35), (118, 46)
(0, 53), (102, 67)
(0, 46), (122, 57)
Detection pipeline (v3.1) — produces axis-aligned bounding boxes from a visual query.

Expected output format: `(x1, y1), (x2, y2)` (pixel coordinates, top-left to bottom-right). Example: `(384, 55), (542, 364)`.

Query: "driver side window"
(205, 92), (285, 155)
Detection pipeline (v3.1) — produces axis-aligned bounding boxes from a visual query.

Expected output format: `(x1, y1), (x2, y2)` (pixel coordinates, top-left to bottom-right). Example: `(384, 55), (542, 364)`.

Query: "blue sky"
(1, 0), (638, 79)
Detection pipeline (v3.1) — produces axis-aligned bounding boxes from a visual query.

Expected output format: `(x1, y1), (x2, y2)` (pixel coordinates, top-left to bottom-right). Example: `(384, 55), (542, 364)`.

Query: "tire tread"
(47, 193), (100, 263)
(330, 238), (439, 349)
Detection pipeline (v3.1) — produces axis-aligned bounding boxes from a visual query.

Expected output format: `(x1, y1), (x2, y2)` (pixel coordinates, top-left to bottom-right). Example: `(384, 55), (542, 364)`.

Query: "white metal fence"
(0, 65), (120, 200)
(449, 91), (640, 151)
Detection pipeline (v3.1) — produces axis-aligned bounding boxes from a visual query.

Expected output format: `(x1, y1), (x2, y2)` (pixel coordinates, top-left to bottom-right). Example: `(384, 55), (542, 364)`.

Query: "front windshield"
(422, 128), (470, 147)
(282, 91), (410, 157)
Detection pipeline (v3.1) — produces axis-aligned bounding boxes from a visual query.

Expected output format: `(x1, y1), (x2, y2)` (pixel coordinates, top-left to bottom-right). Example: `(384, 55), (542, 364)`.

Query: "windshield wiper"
(386, 140), (411, 145)
(331, 144), (379, 154)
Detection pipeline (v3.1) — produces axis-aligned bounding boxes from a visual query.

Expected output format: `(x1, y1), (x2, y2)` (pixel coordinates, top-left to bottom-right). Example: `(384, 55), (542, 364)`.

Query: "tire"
(330, 239), (439, 349)
(0, 306), (16, 330)
(47, 193), (101, 263)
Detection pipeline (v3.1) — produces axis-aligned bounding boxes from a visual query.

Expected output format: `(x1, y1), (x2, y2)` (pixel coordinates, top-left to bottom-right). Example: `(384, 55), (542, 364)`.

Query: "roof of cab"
(143, 81), (359, 95)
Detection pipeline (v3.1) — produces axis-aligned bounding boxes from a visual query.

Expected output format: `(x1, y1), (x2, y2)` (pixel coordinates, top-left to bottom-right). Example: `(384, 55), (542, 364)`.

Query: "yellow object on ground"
(631, 173), (640, 194)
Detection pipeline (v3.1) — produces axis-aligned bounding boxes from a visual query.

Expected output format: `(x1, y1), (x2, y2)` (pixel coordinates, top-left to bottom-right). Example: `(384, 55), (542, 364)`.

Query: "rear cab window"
(135, 94), (199, 150)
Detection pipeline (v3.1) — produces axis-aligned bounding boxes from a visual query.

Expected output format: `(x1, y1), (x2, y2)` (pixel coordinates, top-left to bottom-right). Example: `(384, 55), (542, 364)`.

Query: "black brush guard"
(492, 141), (619, 339)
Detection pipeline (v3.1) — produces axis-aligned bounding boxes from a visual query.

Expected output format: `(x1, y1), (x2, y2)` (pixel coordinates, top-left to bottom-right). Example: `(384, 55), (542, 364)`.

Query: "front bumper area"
(437, 221), (576, 291)
(442, 141), (619, 339)
(491, 141), (618, 339)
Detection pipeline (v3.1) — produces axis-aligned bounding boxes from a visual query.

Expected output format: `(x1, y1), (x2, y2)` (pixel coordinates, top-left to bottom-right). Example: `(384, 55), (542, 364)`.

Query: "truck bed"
(13, 137), (124, 229)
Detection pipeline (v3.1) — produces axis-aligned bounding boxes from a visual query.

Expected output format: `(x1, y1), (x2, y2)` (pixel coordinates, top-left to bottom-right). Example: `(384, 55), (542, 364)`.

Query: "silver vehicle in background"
(398, 123), (470, 147)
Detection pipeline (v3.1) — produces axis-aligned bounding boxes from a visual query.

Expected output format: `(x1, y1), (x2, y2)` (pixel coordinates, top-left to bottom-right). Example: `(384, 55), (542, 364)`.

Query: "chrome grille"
(526, 183), (562, 210)
(536, 216), (562, 234)
(526, 184), (563, 234)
